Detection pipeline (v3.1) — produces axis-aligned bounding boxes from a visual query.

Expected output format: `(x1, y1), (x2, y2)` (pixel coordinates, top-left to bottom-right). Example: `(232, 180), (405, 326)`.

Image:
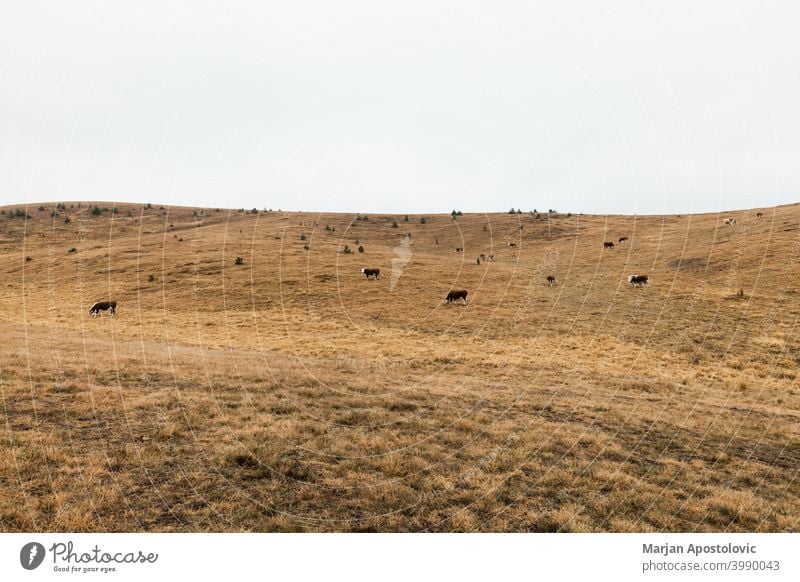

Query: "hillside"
(0, 201), (798, 532)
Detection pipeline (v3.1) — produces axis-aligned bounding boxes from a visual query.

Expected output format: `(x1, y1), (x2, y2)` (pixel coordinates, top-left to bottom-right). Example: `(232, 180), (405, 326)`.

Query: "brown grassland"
(0, 201), (798, 532)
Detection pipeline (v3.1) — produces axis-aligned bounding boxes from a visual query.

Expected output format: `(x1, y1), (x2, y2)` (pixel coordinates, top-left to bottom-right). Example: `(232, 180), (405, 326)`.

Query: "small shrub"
(509, 207), (516, 214)
(419, 217), (427, 224)
(234, 256), (245, 265)
(391, 222), (399, 228)
(144, 203), (152, 209)
(68, 247), (76, 253)
(51, 211), (59, 218)
(300, 233), (306, 241)
(404, 215), (409, 222)
(92, 206), (102, 216)
(303, 244), (309, 250)
(358, 245), (364, 253)
(56, 202), (66, 210)
(251, 208), (258, 214)
(342, 245), (352, 254)
(38, 205), (45, 211)
(148, 274), (156, 282)
(64, 216), (71, 224)
(25, 256), (32, 262)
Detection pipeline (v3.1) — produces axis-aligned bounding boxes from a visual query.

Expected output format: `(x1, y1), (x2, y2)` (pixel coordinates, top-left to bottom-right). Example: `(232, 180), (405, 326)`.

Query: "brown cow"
(361, 268), (380, 279)
(546, 275), (557, 286)
(603, 242), (614, 249)
(445, 289), (468, 305)
(89, 301), (117, 316)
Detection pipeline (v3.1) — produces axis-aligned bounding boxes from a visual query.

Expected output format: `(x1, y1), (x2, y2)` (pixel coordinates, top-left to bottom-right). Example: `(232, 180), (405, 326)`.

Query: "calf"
(507, 242), (517, 248)
(756, 212), (764, 219)
(445, 289), (468, 305)
(89, 301), (117, 316)
(618, 236), (628, 244)
(361, 268), (380, 279)
(546, 275), (557, 286)
(627, 275), (649, 286)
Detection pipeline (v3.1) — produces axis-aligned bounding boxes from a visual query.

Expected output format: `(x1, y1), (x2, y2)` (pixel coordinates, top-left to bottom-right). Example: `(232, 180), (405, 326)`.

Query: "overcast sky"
(1, 1), (799, 214)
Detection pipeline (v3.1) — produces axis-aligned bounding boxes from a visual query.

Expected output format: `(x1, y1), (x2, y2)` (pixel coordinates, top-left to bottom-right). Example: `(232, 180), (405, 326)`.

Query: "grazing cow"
(627, 275), (649, 286)
(546, 275), (557, 286)
(361, 268), (380, 279)
(454, 247), (463, 253)
(508, 242), (517, 248)
(756, 212), (764, 219)
(445, 289), (468, 304)
(487, 255), (496, 262)
(603, 241), (615, 249)
(479, 254), (487, 261)
(723, 218), (737, 225)
(618, 236), (628, 244)
(89, 301), (117, 316)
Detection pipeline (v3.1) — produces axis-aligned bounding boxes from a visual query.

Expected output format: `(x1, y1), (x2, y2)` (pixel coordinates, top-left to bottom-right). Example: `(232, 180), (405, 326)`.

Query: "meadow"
(0, 201), (798, 531)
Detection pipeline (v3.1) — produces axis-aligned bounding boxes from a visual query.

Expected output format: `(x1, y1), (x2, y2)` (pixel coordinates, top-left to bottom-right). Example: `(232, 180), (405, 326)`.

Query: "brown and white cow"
(89, 301), (117, 316)
(627, 275), (648, 286)
(445, 289), (468, 304)
(546, 275), (557, 286)
(618, 236), (628, 244)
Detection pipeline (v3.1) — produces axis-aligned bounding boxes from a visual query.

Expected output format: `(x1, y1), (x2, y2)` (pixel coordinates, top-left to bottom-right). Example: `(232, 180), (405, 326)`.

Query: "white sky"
(1, 0), (799, 214)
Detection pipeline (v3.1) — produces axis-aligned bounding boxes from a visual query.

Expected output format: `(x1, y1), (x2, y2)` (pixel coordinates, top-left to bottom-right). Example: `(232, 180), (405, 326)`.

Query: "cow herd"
(100, 209), (787, 318)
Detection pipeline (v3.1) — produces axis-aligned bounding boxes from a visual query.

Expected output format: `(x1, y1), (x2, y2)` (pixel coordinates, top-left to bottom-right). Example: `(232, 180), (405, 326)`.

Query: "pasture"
(0, 202), (798, 531)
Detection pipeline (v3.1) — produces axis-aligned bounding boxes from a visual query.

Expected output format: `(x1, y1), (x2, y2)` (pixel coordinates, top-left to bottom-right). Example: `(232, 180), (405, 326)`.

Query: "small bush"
(251, 208), (258, 214)
(419, 217), (427, 224)
(25, 256), (32, 262)
(509, 207), (516, 214)
(68, 247), (76, 253)
(92, 206), (102, 216)
(303, 244), (310, 250)
(342, 245), (352, 254)
(404, 215), (409, 222)
(358, 245), (364, 253)
(56, 203), (66, 210)
(300, 233), (306, 241)
(145, 203), (152, 209)
(51, 211), (59, 218)
(234, 256), (245, 265)
(38, 205), (45, 211)
(64, 216), (71, 224)
(391, 222), (399, 228)
(148, 274), (156, 282)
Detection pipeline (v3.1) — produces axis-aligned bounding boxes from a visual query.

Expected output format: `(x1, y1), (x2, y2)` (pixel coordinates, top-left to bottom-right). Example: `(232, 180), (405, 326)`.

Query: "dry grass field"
(0, 201), (798, 532)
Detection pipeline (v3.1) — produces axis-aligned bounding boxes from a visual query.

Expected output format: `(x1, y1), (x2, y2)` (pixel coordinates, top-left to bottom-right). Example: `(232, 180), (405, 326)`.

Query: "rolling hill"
(0, 201), (798, 531)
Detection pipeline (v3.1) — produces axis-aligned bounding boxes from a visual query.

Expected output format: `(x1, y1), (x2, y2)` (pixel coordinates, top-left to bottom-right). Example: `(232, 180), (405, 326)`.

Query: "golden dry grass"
(0, 201), (798, 531)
